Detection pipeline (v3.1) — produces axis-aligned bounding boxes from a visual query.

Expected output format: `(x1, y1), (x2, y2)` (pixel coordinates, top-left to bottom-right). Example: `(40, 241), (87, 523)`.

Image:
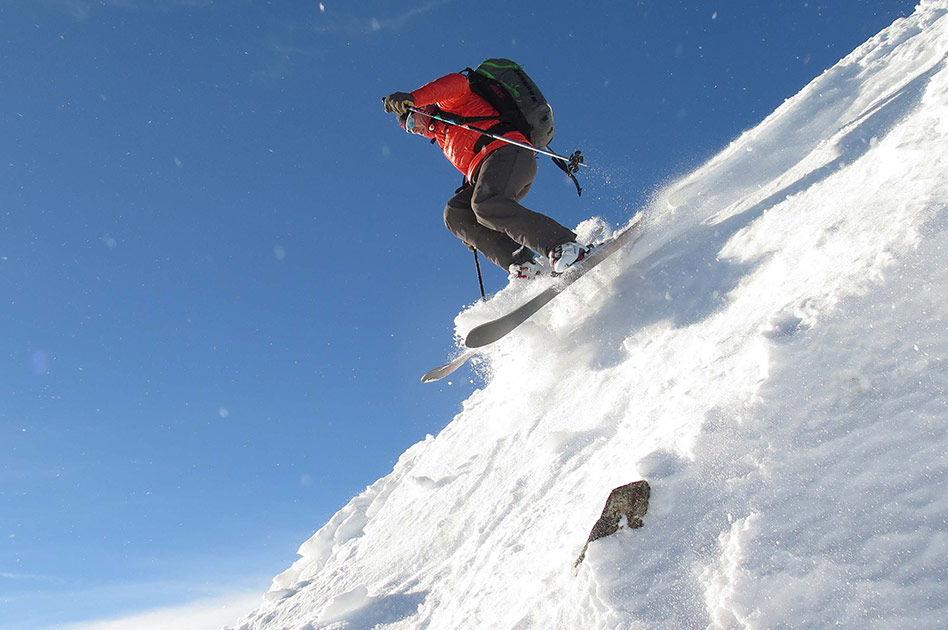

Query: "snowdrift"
(232, 3), (948, 628)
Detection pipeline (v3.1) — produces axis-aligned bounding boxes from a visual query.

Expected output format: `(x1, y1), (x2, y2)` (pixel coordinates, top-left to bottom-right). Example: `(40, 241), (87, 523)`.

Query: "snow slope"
(231, 3), (948, 628)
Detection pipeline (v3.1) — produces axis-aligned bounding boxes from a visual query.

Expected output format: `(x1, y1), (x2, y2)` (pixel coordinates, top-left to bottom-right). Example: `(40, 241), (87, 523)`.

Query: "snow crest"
(232, 4), (948, 629)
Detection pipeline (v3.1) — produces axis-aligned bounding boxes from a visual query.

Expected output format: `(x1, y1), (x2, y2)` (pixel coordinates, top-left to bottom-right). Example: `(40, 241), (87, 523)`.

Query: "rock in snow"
(231, 3), (948, 629)
(575, 481), (651, 568)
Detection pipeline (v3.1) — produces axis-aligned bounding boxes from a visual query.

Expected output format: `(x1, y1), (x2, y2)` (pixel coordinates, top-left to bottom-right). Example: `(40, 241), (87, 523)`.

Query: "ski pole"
(407, 106), (588, 173)
(472, 249), (486, 300)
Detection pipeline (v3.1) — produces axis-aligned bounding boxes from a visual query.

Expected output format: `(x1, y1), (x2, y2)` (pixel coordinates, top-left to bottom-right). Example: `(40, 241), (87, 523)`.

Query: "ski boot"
(508, 258), (545, 280)
(550, 242), (592, 274)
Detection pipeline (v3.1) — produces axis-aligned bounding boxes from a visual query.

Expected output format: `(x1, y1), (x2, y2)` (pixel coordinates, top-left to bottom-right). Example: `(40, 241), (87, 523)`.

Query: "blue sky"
(0, 1), (916, 627)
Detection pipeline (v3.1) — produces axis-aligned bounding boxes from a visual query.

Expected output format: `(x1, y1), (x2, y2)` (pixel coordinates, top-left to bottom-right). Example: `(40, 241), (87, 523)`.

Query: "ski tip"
(421, 350), (477, 383)
(421, 366), (450, 383)
(463, 328), (495, 349)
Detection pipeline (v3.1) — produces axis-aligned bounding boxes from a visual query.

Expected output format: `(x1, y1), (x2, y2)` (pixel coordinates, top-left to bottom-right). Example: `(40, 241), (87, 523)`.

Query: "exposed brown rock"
(575, 480), (650, 567)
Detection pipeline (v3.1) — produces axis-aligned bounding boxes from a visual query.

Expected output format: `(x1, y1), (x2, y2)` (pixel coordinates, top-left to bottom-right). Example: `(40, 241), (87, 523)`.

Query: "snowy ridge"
(232, 3), (948, 629)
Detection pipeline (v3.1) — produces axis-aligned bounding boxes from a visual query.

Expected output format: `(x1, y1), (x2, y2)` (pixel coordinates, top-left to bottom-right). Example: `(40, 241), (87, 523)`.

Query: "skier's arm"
(411, 73), (470, 107)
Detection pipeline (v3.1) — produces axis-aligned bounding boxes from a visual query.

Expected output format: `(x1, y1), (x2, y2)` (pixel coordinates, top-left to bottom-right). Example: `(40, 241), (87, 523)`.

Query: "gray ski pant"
(443, 145), (576, 270)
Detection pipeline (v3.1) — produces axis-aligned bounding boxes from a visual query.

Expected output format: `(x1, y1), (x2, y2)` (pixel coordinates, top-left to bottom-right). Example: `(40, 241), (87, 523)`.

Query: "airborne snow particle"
(274, 245), (287, 261)
(219, 408), (230, 419)
(319, 2), (325, 12)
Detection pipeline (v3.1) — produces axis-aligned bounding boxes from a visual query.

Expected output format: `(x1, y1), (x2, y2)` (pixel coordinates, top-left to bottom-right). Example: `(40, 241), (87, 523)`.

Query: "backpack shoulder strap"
(472, 121), (519, 153)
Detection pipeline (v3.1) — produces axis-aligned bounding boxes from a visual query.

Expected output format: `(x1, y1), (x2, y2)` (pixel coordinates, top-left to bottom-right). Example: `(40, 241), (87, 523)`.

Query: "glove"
(383, 92), (414, 116)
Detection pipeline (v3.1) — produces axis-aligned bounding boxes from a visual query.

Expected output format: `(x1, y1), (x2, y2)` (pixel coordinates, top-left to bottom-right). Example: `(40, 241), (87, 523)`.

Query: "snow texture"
(231, 3), (948, 629)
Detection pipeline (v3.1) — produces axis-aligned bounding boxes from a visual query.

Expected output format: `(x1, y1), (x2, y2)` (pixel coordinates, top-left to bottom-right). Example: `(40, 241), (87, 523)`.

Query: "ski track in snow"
(231, 4), (948, 629)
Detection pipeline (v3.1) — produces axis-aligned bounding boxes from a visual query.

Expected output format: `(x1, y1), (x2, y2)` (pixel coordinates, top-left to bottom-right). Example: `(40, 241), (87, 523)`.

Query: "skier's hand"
(383, 92), (414, 115)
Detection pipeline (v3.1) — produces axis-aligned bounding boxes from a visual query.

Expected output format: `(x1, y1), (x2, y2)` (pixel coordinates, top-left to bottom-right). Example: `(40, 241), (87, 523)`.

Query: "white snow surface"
(232, 4), (948, 629)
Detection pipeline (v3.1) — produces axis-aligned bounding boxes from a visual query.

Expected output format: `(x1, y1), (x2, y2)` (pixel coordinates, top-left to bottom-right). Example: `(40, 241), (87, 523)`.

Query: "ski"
(421, 349), (478, 383)
(420, 216), (643, 383)
(464, 214), (645, 348)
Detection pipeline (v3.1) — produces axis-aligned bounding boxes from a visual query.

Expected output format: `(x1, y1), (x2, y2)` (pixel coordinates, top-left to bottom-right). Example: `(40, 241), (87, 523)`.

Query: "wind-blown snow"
(232, 3), (948, 629)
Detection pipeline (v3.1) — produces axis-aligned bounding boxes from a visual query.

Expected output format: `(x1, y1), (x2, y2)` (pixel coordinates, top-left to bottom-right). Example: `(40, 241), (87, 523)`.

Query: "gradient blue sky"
(0, 1), (916, 627)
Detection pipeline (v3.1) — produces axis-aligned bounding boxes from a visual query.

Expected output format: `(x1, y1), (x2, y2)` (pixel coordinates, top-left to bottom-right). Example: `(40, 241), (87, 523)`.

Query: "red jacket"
(409, 73), (531, 181)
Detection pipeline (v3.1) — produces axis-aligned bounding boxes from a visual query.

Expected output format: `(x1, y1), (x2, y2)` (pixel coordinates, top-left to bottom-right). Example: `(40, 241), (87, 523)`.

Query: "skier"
(383, 72), (589, 279)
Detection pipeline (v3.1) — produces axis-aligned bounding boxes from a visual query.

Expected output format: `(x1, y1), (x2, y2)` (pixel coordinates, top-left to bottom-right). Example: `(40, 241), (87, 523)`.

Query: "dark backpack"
(466, 59), (555, 149)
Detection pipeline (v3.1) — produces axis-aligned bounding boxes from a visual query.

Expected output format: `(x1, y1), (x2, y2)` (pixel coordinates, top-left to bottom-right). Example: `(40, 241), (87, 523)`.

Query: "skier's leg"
(444, 185), (536, 269)
(470, 146), (576, 257)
